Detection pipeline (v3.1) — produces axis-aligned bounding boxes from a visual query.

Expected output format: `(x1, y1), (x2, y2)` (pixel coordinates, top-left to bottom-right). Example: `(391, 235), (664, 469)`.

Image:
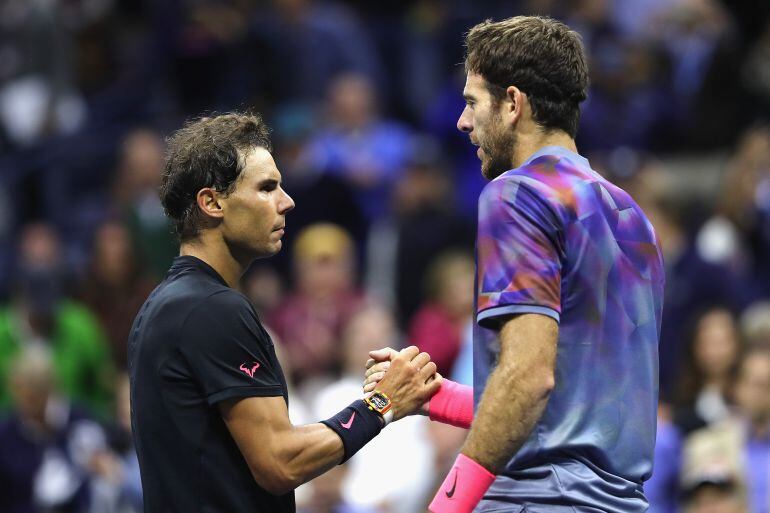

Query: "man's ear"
(505, 85), (526, 127)
(196, 188), (225, 221)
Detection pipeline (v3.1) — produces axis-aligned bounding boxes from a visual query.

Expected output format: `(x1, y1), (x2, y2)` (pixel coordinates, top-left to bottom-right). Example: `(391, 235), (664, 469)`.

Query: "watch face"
(369, 393), (389, 411)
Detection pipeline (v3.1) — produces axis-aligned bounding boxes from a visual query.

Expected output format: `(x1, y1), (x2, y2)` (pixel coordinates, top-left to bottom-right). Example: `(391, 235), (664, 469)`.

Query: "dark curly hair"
(464, 16), (589, 138)
(159, 112), (272, 241)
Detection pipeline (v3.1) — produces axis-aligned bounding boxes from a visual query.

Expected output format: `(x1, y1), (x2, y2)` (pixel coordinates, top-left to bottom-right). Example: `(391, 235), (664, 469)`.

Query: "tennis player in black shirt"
(128, 113), (441, 513)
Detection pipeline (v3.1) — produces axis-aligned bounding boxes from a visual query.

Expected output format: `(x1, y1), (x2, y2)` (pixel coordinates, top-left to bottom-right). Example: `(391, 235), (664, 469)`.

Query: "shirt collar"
(522, 145), (589, 168)
(169, 255), (229, 287)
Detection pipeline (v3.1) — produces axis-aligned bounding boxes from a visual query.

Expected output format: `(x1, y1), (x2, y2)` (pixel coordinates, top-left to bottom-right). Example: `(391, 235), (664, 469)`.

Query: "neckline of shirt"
(170, 255), (229, 287)
(522, 145), (589, 168)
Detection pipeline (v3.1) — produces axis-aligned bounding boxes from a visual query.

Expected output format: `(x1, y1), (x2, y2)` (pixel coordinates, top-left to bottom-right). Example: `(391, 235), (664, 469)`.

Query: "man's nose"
(279, 188), (295, 214)
(457, 107), (472, 133)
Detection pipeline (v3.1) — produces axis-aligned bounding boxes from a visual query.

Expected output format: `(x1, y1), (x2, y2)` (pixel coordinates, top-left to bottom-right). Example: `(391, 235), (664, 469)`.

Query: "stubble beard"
(480, 114), (516, 181)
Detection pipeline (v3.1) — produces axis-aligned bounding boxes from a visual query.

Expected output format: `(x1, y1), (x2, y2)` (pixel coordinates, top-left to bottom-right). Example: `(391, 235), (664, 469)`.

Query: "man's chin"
(253, 240), (282, 260)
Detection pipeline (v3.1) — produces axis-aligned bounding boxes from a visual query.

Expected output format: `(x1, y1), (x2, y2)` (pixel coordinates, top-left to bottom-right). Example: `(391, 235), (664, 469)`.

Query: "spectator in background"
(650, 0), (744, 150)
(269, 105), (368, 278)
(267, 223), (367, 385)
(681, 473), (747, 513)
(697, 126), (770, 303)
(0, 223), (112, 416)
(87, 373), (143, 513)
(638, 168), (741, 397)
(408, 250), (474, 377)
(682, 346), (770, 513)
(163, 0), (254, 114)
(313, 305), (433, 513)
(740, 302), (770, 349)
(372, 148), (473, 325)
(249, 0), (383, 105)
(675, 307), (742, 434)
(0, 346), (107, 513)
(0, 0), (93, 150)
(240, 263), (285, 319)
(111, 128), (177, 280)
(570, 0), (672, 153)
(78, 221), (156, 370)
(743, 20), (770, 118)
(299, 73), (414, 223)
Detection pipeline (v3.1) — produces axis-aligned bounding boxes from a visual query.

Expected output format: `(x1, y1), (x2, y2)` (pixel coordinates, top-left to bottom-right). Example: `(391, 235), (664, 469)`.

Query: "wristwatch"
(364, 391), (394, 425)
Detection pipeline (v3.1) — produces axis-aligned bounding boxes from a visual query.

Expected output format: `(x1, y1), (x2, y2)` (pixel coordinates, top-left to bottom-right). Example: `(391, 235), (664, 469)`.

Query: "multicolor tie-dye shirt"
(473, 146), (664, 513)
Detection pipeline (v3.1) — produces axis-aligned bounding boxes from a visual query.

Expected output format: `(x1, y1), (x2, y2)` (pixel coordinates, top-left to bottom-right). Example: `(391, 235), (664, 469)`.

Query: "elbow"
(538, 371), (555, 399)
(256, 473), (297, 496)
(529, 369), (556, 401)
(252, 465), (300, 496)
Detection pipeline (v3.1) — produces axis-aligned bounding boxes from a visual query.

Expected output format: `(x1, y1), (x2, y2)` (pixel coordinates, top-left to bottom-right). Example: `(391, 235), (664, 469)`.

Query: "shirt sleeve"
(476, 177), (565, 328)
(178, 290), (284, 405)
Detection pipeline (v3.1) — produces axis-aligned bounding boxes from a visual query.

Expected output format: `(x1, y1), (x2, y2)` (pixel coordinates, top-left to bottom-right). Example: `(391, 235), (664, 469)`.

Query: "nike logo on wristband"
(445, 469), (458, 498)
(341, 412), (356, 429)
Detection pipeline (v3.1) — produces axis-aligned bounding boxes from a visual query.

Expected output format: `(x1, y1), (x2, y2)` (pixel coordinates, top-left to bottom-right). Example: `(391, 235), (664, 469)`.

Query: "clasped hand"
(363, 346), (443, 418)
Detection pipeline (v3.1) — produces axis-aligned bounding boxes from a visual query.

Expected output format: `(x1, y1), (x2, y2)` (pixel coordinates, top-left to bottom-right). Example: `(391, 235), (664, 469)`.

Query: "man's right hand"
(370, 346), (441, 421)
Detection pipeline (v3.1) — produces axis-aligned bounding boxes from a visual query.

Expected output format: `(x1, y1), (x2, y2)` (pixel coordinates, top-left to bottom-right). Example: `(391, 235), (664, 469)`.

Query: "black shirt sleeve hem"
(207, 385), (285, 405)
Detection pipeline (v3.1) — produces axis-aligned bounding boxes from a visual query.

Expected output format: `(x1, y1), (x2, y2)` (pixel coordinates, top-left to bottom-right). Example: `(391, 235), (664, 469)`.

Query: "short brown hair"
(464, 16), (589, 138)
(160, 112), (272, 241)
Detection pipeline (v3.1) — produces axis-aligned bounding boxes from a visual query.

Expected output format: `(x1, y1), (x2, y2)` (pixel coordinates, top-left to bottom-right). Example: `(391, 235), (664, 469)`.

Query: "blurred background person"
(0, 345), (107, 513)
(637, 170), (742, 399)
(86, 374), (142, 513)
(0, 223), (113, 417)
(407, 250), (475, 377)
(682, 346), (770, 513)
(77, 220), (156, 370)
(109, 128), (177, 280)
(674, 307), (742, 435)
(740, 302), (770, 349)
(267, 223), (368, 387)
(365, 148), (474, 325)
(298, 73), (415, 224)
(681, 473), (747, 513)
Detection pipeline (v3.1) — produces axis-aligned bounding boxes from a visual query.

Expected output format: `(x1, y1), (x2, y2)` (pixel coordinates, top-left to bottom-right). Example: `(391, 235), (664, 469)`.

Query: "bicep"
(220, 395), (292, 473)
(497, 313), (558, 378)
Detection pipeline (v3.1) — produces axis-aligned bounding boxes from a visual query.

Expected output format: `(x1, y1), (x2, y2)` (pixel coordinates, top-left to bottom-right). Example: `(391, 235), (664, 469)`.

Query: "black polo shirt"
(128, 256), (293, 513)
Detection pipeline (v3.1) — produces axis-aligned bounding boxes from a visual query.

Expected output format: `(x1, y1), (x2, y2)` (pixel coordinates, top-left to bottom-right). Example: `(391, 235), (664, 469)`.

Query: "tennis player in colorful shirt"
(365, 16), (665, 513)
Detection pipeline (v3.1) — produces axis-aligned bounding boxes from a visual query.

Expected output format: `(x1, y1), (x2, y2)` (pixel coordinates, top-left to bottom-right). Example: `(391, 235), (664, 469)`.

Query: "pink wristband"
(428, 379), (474, 429)
(429, 454), (495, 513)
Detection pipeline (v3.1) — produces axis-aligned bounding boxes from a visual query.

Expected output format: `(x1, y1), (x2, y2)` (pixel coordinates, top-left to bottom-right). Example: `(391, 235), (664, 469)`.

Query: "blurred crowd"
(0, 0), (769, 512)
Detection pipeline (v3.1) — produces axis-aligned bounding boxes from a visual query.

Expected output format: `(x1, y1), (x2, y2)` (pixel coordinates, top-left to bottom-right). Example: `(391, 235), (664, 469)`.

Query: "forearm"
(461, 357), (553, 472)
(270, 423), (345, 491)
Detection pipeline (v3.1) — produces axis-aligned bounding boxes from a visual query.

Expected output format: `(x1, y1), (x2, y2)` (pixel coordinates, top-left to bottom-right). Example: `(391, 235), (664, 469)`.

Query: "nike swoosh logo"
(445, 469), (458, 498)
(340, 412), (356, 429)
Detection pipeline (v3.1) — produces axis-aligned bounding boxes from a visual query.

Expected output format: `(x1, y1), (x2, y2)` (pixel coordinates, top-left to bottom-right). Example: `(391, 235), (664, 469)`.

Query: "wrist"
(320, 400), (382, 462)
(428, 379), (474, 429)
(428, 454), (495, 513)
